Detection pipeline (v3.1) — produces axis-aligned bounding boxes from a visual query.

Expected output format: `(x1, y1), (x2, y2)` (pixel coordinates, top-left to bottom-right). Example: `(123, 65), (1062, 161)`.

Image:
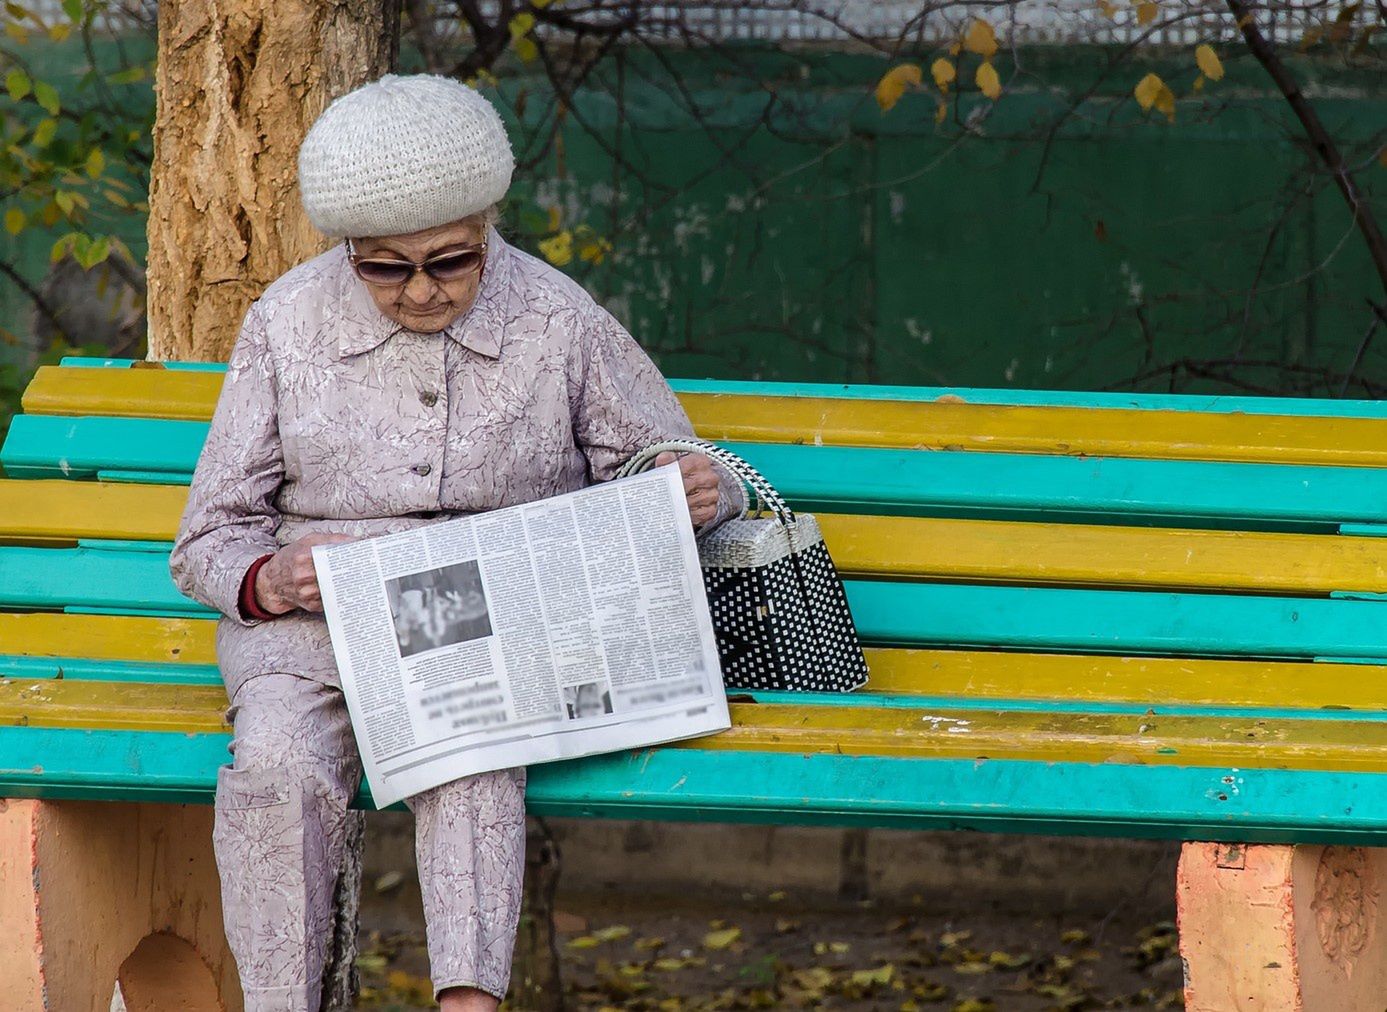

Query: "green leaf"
(3, 207), (25, 235)
(32, 81), (60, 116)
(32, 118), (57, 147)
(84, 147), (104, 178)
(50, 232), (78, 263)
(78, 234), (110, 269)
(53, 190), (76, 215)
(108, 65), (147, 85)
(63, 0), (83, 20)
(5, 69), (30, 101)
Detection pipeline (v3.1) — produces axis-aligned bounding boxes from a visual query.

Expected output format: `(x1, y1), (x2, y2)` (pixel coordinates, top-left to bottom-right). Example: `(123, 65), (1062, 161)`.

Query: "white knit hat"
(298, 74), (514, 238)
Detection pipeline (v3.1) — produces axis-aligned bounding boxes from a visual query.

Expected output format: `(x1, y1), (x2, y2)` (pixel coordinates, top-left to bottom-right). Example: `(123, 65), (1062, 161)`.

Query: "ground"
(355, 887), (1186, 1011)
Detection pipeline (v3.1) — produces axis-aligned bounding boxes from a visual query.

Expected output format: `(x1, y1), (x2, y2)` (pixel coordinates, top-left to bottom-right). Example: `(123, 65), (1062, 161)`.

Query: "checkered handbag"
(617, 438), (868, 692)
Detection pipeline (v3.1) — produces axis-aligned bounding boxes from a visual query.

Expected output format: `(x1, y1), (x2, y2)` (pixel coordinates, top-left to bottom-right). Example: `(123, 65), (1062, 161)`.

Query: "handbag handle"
(616, 437), (796, 525)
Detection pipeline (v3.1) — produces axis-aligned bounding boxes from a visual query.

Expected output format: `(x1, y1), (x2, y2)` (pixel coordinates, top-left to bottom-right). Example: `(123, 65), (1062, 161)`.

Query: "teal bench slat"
(14, 415), (1387, 530)
(0, 655), (222, 683)
(1, 415), (209, 479)
(61, 358), (1387, 418)
(847, 581), (1387, 661)
(0, 546), (211, 615)
(3, 727), (1386, 844)
(6, 543), (1387, 658)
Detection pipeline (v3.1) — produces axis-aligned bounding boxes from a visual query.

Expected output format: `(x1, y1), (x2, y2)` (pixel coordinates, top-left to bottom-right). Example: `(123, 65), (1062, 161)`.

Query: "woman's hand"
(655, 451), (720, 527)
(254, 533), (358, 615)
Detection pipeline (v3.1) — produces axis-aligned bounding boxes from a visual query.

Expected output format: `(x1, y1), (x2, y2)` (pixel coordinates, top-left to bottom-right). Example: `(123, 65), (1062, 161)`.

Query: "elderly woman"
(171, 74), (741, 1012)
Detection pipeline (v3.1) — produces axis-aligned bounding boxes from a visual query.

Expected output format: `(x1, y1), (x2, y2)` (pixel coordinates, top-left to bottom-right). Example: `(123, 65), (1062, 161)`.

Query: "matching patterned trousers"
(213, 672), (527, 1012)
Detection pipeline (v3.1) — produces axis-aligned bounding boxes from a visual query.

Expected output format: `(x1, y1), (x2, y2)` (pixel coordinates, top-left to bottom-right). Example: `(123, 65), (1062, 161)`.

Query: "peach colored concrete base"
(1178, 841), (1387, 1012)
(0, 798), (241, 1012)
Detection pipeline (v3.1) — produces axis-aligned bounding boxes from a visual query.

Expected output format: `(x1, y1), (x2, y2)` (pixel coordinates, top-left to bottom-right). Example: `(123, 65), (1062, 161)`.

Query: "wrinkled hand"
(255, 533), (357, 615)
(656, 451), (720, 527)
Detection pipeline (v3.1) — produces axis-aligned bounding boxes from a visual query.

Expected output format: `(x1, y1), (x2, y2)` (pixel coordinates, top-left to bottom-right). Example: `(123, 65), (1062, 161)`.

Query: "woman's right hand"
(254, 533), (358, 615)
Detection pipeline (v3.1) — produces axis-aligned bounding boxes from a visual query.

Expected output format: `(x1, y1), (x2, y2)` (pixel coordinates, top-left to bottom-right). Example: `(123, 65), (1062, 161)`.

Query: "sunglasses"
(347, 239), (487, 287)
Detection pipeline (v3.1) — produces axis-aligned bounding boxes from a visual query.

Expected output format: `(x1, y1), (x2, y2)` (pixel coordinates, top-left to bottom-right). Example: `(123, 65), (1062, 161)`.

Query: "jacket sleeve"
(169, 302), (285, 624)
(568, 302), (745, 530)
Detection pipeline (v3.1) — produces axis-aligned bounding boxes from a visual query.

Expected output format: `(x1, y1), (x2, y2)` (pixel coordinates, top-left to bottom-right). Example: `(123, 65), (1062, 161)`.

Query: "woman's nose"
(403, 270), (439, 303)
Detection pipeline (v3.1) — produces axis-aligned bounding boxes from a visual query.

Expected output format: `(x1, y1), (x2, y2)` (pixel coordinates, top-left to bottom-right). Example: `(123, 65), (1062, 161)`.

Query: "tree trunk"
(146, 0), (400, 362)
(145, 2), (397, 1007)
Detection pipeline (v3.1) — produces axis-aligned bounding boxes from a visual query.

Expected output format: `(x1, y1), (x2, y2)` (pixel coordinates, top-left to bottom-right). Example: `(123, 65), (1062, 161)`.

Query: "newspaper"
(313, 464), (730, 807)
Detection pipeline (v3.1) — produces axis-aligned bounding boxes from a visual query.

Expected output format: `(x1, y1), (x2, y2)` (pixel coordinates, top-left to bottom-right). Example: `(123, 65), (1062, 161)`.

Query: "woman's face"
(351, 216), (488, 334)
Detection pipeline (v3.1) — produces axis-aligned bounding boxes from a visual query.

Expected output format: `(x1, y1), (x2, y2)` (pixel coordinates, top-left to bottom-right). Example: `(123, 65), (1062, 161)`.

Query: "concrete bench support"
(1178, 840), (1387, 1011)
(0, 798), (238, 1012)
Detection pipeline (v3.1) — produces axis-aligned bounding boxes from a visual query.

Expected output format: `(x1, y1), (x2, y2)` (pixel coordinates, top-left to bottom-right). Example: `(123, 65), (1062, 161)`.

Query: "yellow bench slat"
(8, 481), (1387, 595)
(820, 514), (1387, 593)
(0, 613), (218, 665)
(862, 649), (1387, 711)
(21, 366), (225, 422)
(25, 366), (1387, 467)
(0, 679), (229, 732)
(0, 480), (187, 543)
(8, 677), (1385, 774)
(687, 393), (1387, 467)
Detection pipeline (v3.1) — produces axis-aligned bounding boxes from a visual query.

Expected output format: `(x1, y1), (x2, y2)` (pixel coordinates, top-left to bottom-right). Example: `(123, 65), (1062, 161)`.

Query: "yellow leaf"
(1135, 0), (1159, 25)
(875, 63), (922, 112)
(767, 890), (787, 902)
(952, 1000), (996, 1012)
(1195, 43), (1224, 80)
(48, 22), (70, 41)
(954, 961), (992, 975)
(593, 925), (631, 942)
(850, 964), (895, 987)
(653, 957), (686, 972)
(566, 935), (599, 949)
(1097, 0), (1118, 18)
(513, 35), (538, 62)
(538, 230), (573, 266)
(975, 62), (1001, 100)
(508, 12), (535, 37)
(1134, 73), (1171, 114)
(963, 18), (998, 58)
(931, 58), (956, 91)
(1193, 74), (1206, 92)
(4, 208), (25, 235)
(32, 117), (56, 148)
(85, 147), (105, 179)
(1060, 928), (1092, 945)
(1379, 146), (1387, 169)
(703, 926), (741, 950)
(935, 101), (948, 124)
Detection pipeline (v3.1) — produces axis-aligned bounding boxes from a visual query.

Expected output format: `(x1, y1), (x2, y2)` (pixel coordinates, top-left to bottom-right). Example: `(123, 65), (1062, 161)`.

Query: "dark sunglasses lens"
(425, 251), (483, 281)
(356, 260), (414, 285)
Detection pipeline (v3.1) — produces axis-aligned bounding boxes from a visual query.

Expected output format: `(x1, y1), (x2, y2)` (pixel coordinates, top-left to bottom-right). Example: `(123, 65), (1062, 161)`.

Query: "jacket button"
(419, 391), (439, 407)
(412, 463), (432, 476)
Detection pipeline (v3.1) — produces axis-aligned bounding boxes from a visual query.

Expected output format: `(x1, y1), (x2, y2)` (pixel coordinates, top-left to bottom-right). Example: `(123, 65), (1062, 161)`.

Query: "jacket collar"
(337, 227), (511, 360)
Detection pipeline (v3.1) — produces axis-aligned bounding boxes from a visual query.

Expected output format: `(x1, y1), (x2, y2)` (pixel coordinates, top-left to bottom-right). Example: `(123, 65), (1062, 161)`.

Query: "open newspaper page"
(313, 464), (730, 807)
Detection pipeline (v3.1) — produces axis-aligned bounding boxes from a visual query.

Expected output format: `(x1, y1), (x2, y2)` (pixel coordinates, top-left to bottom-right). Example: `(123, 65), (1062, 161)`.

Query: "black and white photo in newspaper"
(313, 463), (730, 807)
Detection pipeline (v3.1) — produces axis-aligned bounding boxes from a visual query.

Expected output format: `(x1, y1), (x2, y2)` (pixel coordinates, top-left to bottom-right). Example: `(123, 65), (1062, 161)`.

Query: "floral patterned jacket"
(170, 229), (743, 700)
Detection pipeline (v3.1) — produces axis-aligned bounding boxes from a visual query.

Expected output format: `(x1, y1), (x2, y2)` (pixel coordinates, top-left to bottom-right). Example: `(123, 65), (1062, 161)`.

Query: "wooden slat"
(0, 480), (187, 542)
(11, 487), (1387, 594)
(22, 366), (225, 421)
(0, 680), (228, 732)
(0, 613), (217, 664)
(820, 514), (1387, 593)
(862, 649), (1387, 711)
(8, 679), (1387, 774)
(25, 365), (1387, 467)
(14, 426), (1387, 530)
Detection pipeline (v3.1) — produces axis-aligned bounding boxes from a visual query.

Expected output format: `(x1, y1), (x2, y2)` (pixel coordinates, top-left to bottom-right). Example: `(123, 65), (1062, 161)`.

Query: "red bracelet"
(238, 554), (279, 621)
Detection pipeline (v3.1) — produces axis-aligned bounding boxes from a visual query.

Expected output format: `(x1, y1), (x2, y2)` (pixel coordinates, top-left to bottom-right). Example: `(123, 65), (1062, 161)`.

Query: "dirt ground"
(355, 886), (1186, 1011)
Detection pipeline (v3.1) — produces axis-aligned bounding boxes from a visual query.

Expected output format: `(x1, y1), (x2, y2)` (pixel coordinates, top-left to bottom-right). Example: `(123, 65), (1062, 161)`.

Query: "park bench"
(6, 358), (1387, 1010)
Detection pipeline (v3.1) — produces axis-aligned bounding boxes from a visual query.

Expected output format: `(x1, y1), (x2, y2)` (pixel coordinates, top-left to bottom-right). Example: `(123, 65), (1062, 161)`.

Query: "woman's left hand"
(655, 451), (720, 527)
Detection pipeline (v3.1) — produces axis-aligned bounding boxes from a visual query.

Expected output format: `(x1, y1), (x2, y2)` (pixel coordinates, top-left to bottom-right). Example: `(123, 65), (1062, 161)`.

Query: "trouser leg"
(213, 673), (362, 1012)
(408, 767), (528, 1000)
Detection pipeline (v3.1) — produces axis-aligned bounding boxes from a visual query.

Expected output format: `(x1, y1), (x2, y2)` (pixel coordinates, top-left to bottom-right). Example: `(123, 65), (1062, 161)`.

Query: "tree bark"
(146, 0), (400, 361)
